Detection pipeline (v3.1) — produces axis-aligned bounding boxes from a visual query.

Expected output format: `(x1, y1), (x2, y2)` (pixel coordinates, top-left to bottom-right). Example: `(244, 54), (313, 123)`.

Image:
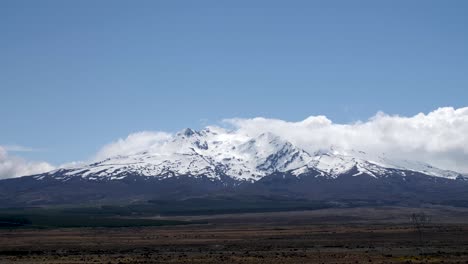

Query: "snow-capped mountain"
(2, 128), (467, 207)
(40, 128), (462, 182)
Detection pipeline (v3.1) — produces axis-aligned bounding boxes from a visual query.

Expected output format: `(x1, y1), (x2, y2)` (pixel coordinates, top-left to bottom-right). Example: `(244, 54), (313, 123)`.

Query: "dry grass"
(1, 207), (468, 263)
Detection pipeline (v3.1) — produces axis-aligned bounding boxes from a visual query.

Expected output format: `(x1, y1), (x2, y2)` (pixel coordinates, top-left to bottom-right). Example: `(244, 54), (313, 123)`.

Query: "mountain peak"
(179, 128), (197, 137)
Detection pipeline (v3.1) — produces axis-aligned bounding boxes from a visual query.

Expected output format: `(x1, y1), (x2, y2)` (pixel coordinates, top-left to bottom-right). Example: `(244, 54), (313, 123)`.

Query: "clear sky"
(1, 0), (467, 165)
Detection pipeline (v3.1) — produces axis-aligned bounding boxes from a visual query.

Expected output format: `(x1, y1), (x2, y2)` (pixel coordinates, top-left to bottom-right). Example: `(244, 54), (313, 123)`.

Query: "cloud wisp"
(2, 145), (45, 152)
(0, 146), (55, 179)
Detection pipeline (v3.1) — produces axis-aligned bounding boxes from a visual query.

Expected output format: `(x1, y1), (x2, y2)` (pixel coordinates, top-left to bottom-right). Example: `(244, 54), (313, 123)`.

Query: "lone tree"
(410, 212), (432, 246)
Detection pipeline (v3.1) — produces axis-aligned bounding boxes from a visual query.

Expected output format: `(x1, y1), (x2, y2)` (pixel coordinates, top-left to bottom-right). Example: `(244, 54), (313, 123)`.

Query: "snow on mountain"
(43, 128), (462, 182)
(303, 153), (395, 178)
(322, 148), (462, 179)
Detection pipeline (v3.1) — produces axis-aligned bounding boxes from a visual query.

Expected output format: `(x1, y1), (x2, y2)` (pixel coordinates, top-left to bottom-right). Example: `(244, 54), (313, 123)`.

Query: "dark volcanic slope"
(1, 168), (468, 207)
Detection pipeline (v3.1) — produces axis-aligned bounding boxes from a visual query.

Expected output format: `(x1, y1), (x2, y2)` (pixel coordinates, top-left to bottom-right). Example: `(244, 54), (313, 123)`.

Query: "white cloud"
(223, 107), (468, 173)
(0, 146), (55, 179)
(94, 131), (172, 161)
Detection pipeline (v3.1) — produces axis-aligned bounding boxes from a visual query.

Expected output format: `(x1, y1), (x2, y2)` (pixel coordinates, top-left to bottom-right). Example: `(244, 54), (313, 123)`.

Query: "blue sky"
(1, 0), (467, 165)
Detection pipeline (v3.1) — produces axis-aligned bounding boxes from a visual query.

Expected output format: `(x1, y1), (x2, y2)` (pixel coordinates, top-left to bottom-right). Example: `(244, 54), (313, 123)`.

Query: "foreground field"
(1, 207), (468, 263)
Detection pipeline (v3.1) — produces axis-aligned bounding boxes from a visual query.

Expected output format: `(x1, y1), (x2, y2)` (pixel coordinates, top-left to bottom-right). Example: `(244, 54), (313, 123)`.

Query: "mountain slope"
(0, 128), (466, 207)
(40, 128), (462, 182)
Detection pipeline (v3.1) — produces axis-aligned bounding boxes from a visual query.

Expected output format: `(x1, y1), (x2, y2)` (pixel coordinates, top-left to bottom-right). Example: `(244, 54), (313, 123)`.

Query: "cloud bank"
(94, 131), (173, 161)
(225, 107), (468, 173)
(96, 107), (468, 173)
(0, 146), (55, 179)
